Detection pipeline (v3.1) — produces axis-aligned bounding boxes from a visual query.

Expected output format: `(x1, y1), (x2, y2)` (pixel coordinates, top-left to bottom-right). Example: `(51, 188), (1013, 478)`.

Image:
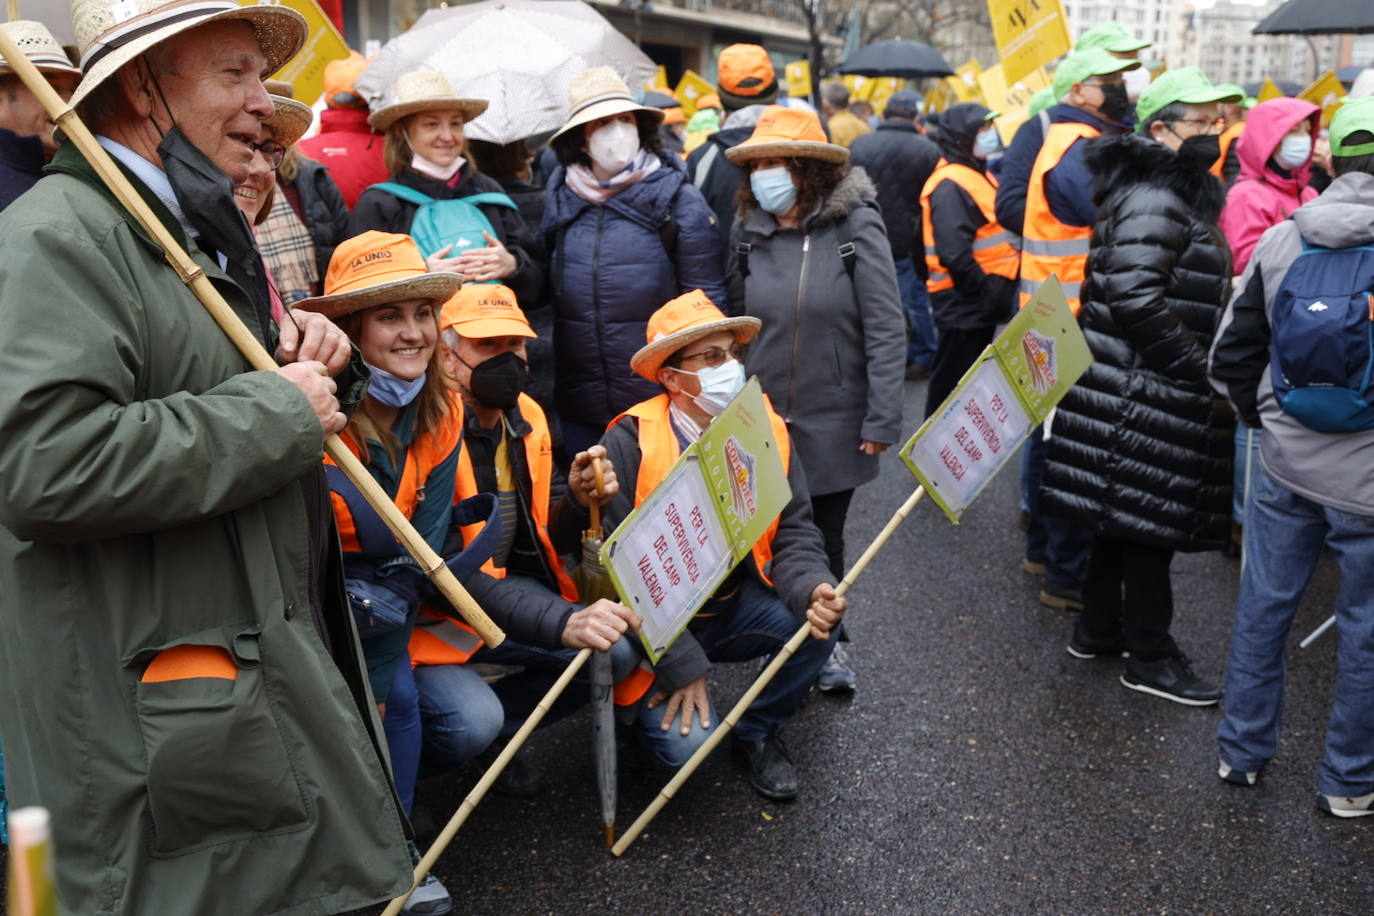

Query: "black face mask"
(1097, 82), (1131, 123)
(1178, 132), (1223, 171)
(461, 350), (528, 410)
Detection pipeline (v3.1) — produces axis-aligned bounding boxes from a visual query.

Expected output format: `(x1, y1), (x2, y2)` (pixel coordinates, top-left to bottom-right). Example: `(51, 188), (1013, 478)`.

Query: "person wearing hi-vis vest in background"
(569, 290), (847, 803)
(917, 102), (1020, 418)
(401, 283), (646, 809)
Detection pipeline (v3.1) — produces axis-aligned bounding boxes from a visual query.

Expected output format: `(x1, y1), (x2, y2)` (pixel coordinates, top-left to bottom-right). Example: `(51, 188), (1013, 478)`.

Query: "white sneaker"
(1318, 792), (1374, 818)
(1218, 759), (1257, 786)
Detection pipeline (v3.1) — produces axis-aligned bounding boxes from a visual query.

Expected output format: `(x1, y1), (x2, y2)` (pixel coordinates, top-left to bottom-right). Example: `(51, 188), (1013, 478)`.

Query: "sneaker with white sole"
(817, 643), (856, 694)
(1218, 759), (1258, 786)
(402, 840), (453, 915)
(1022, 557), (1046, 576)
(1120, 653), (1221, 706)
(1318, 792), (1374, 818)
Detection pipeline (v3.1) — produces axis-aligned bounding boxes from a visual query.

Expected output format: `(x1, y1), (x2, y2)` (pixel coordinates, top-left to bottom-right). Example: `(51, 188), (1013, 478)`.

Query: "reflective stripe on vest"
(919, 160), (1021, 295)
(611, 393), (791, 585)
(453, 393), (578, 602)
(1210, 122), (1244, 179)
(409, 614), (484, 666)
(613, 659), (656, 707)
(326, 389), (465, 554)
(1019, 122), (1099, 314)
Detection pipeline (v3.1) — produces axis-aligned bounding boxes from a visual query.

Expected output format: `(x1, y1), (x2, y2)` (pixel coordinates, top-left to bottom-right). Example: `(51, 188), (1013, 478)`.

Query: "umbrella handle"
(588, 456), (606, 536)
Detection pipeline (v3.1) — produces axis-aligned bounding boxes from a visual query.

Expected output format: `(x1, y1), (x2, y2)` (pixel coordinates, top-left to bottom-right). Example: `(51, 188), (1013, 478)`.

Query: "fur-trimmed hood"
(1084, 132), (1227, 226)
(737, 166), (879, 228)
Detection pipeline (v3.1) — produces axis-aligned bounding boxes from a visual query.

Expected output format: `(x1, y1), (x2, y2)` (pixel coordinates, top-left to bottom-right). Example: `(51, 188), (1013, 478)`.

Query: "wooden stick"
(6, 0), (18, 23)
(0, 29), (503, 648)
(382, 648), (593, 916)
(610, 486), (927, 857)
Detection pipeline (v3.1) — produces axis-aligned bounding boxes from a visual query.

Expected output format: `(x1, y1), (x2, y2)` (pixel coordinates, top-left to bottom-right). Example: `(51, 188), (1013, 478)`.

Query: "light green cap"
(1135, 67), (1243, 128)
(1052, 48), (1141, 101)
(1331, 98), (1374, 157)
(1028, 86), (1056, 117)
(1076, 22), (1151, 54)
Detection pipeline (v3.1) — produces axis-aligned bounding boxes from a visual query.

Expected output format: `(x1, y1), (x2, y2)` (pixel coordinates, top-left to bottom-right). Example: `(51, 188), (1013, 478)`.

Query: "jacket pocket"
(132, 626), (309, 857)
(831, 338), (848, 391)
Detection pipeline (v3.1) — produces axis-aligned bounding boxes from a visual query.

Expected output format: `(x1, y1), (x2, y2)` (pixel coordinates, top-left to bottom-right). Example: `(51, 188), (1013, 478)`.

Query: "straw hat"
(70, 0), (307, 110)
(265, 94), (311, 147)
(368, 69), (488, 132)
(439, 284), (535, 340)
(0, 20), (81, 77)
(630, 290), (760, 382)
(551, 66), (664, 143)
(294, 231), (463, 320)
(725, 105), (848, 165)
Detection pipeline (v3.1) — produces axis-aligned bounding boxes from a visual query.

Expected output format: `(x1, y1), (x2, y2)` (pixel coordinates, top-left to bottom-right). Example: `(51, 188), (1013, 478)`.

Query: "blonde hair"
(384, 113), (467, 174)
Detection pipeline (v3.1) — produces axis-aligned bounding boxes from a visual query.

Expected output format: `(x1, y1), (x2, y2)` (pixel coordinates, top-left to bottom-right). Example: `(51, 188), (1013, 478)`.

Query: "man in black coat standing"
(851, 91), (942, 379)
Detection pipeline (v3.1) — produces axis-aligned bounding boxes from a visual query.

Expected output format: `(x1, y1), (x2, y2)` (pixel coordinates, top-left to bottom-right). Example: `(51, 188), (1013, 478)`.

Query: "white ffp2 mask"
(587, 120), (640, 175)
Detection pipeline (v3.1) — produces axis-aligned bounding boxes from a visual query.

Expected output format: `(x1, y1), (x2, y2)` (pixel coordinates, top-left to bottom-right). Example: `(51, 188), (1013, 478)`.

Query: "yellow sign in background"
(978, 64), (1049, 144)
(675, 69), (716, 117)
(785, 59), (812, 98)
(244, 0), (350, 106)
(1298, 70), (1346, 127)
(987, 0), (1071, 86)
(946, 60), (985, 104)
(1257, 77), (1285, 102)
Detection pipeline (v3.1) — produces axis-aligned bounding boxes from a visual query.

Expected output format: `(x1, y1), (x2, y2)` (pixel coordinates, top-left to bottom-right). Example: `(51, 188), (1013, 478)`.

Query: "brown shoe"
(905, 361), (930, 380)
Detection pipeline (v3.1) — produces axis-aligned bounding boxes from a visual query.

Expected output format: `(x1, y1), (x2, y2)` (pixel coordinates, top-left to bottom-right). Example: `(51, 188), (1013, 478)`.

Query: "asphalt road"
(365, 375), (1374, 915)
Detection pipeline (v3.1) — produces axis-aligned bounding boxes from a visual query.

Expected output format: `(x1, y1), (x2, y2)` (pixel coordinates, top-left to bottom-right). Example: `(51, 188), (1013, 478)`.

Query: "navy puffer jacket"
(543, 154), (726, 430)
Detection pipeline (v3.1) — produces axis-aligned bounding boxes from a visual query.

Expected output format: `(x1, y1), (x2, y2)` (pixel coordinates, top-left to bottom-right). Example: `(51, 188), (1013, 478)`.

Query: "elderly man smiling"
(0, 1), (413, 913)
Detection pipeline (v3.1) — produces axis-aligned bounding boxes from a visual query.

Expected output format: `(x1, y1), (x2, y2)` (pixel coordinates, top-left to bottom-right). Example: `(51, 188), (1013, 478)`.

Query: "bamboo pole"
(382, 648), (593, 916)
(610, 486), (927, 857)
(6, 1), (19, 23)
(0, 29), (503, 647)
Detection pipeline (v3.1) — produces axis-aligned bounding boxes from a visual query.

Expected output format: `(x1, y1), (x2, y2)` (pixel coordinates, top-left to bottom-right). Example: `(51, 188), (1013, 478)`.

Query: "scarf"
(669, 402), (705, 443)
(564, 149), (661, 205)
(255, 192), (318, 307)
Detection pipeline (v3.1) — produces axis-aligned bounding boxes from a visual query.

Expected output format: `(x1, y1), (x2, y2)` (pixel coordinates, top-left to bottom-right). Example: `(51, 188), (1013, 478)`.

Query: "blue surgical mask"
(365, 363), (427, 407)
(673, 359), (746, 416)
(974, 128), (1001, 158)
(1274, 134), (1313, 171)
(750, 166), (798, 215)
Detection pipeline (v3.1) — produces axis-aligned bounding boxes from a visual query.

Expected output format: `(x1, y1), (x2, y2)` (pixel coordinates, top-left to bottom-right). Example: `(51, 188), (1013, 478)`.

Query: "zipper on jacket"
(786, 234), (811, 420)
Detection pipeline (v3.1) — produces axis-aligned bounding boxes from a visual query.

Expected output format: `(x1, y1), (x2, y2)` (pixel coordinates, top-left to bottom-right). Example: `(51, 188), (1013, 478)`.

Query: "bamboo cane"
(0, 29), (503, 647)
(6, 1), (18, 23)
(610, 485), (927, 857)
(382, 647), (593, 916)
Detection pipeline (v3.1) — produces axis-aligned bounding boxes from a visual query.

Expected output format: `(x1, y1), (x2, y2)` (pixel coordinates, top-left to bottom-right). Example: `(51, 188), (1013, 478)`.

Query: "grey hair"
(821, 81), (849, 110)
(78, 43), (180, 131)
(1139, 101), (1191, 136)
(440, 327), (463, 354)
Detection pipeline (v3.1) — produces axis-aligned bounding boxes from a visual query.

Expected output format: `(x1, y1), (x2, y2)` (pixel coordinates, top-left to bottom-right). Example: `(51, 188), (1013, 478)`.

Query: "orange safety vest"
(1019, 122), (1099, 315)
(920, 160), (1021, 295)
(612, 393), (791, 585)
(1210, 121), (1244, 179)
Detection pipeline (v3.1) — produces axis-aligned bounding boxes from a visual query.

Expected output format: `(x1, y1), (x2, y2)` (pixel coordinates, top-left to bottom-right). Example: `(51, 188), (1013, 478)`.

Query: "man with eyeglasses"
(572, 289), (847, 802)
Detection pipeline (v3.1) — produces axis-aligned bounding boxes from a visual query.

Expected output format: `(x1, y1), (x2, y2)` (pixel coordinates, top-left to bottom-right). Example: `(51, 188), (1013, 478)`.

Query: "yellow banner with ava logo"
(987, 0), (1071, 87)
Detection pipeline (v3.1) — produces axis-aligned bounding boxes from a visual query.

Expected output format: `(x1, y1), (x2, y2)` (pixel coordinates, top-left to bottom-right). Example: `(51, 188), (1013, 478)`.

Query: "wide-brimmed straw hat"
(0, 20), (81, 77)
(260, 80), (311, 147)
(368, 69), (488, 132)
(295, 231), (463, 320)
(551, 66), (664, 143)
(439, 284), (535, 340)
(630, 290), (760, 382)
(725, 105), (848, 165)
(70, 0), (306, 110)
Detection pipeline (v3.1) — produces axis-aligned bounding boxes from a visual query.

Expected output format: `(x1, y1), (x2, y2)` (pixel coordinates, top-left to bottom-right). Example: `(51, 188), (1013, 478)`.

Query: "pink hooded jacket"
(1218, 97), (1320, 275)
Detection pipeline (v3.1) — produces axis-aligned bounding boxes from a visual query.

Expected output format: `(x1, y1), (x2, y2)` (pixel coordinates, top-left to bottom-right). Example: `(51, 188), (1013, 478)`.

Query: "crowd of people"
(0, 2), (1373, 912)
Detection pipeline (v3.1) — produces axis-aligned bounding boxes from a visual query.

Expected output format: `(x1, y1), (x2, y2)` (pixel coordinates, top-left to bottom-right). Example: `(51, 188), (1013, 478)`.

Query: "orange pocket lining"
(141, 645), (239, 683)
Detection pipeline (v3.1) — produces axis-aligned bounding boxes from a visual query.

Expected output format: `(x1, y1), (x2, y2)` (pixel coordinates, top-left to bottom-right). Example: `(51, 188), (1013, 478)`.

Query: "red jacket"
(296, 108), (389, 210)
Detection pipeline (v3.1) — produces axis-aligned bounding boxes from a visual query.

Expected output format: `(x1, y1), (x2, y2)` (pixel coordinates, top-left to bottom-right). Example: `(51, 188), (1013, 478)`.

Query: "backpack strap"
(734, 227), (754, 280)
(692, 143), (721, 190)
(659, 196), (678, 258)
(325, 463), (405, 559)
(369, 181), (435, 206)
(836, 213), (858, 280)
(460, 191), (519, 211)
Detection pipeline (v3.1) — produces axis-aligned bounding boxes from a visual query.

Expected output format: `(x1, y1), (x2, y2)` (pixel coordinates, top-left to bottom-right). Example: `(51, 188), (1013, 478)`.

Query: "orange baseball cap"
(295, 231), (462, 319)
(725, 105), (848, 165)
(717, 43), (778, 108)
(662, 106), (686, 126)
(697, 92), (722, 111)
(630, 290), (760, 381)
(323, 50), (369, 107)
(439, 284), (536, 339)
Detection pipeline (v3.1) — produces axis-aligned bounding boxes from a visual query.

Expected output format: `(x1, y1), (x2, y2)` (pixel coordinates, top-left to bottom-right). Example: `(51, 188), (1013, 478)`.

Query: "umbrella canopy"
(1242, 78), (1305, 98)
(837, 39), (954, 79)
(1254, 0), (1374, 35)
(354, 0), (657, 145)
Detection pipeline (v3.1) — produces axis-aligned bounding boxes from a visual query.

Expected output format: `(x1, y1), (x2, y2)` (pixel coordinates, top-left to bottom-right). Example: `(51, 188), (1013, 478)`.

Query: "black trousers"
(810, 488), (854, 582)
(1079, 535), (1179, 661)
(924, 325), (996, 419)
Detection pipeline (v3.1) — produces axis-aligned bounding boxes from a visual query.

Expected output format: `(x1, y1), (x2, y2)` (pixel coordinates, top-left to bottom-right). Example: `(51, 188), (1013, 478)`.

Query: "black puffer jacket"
(849, 119), (941, 262)
(1042, 133), (1234, 551)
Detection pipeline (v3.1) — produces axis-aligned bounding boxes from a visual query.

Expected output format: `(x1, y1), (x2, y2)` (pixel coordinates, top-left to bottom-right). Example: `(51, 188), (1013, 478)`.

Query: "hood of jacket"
(1235, 97), (1320, 192)
(1085, 132), (1227, 225)
(737, 165), (879, 230)
(544, 150), (687, 232)
(318, 106), (374, 136)
(1292, 170), (1374, 249)
(932, 103), (991, 171)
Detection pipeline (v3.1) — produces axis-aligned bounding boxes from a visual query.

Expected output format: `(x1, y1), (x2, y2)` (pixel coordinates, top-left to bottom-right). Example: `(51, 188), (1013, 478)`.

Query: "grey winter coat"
(726, 168), (906, 495)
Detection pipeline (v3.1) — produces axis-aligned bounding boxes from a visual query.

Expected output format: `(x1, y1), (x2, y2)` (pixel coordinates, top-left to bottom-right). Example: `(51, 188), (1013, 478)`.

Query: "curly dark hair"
(550, 111), (663, 169)
(736, 156), (849, 218)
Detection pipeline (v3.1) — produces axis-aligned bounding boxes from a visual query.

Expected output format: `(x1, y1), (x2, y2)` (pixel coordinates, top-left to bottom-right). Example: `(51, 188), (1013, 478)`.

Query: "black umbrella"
(1242, 78), (1305, 98)
(1253, 0), (1374, 35)
(837, 39), (954, 79)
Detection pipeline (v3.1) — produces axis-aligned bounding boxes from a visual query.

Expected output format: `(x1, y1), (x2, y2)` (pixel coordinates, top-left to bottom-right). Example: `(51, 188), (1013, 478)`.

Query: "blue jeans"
(1232, 425), (1262, 524)
(632, 577), (837, 767)
(1217, 465), (1374, 796)
(894, 256), (937, 366)
(1022, 425), (1091, 589)
(382, 654), (421, 815)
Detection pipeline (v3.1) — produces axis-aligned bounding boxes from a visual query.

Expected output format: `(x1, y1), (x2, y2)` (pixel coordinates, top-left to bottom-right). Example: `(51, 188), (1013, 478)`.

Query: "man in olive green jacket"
(0, 4), (412, 913)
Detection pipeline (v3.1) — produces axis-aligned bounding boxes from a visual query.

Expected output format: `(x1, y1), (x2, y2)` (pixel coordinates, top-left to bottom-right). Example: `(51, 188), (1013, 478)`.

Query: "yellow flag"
(242, 0), (349, 106)
(924, 81), (958, 114)
(843, 74), (875, 102)
(785, 60), (812, 98)
(675, 69), (716, 118)
(1298, 70), (1347, 127)
(1257, 78), (1285, 102)
(869, 78), (903, 113)
(650, 66), (669, 91)
(946, 60), (984, 103)
(986, 0), (1072, 86)
(978, 64), (1050, 145)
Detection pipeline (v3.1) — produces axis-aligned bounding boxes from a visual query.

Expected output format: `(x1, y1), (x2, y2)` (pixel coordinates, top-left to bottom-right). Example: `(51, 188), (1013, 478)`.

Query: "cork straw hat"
(630, 289), (759, 382)
(69, 0), (306, 110)
(262, 79), (311, 147)
(0, 20), (81, 77)
(368, 69), (489, 132)
(725, 104), (848, 165)
(294, 231), (463, 320)
(551, 66), (663, 143)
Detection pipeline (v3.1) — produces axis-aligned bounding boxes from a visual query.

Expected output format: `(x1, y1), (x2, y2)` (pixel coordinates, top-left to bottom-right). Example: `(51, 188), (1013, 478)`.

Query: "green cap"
(1076, 22), (1151, 54)
(1028, 86), (1056, 117)
(1331, 98), (1374, 157)
(1215, 84), (1245, 105)
(1052, 48), (1142, 101)
(1135, 67), (1243, 128)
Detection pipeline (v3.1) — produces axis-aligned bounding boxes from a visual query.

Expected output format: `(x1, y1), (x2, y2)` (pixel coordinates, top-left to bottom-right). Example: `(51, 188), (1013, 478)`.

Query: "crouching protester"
(0, 1), (417, 912)
(407, 284), (645, 805)
(571, 290), (848, 802)
(1208, 99), (1374, 817)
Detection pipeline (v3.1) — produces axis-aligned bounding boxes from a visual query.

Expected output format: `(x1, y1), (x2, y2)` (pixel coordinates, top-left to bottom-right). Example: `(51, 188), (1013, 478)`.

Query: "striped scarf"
(255, 193), (318, 307)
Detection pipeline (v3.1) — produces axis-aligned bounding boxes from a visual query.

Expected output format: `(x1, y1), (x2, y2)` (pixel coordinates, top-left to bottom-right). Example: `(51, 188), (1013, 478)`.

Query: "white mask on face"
(410, 152), (465, 182)
(587, 119), (641, 175)
(1274, 133), (1313, 171)
(673, 359), (746, 416)
(1123, 66), (1152, 102)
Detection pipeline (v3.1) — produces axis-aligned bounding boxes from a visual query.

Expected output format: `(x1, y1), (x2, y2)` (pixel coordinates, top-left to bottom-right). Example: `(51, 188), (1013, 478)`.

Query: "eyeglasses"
(251, 140), (286, 170)
(1168, 116), (1223, 136)
(676, 342), (747, 368)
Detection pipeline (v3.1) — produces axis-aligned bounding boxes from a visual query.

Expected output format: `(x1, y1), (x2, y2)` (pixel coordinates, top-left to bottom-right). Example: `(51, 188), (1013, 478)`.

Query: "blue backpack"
(371, 181), (518, 281)
(1269, 236), (1374, 432)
